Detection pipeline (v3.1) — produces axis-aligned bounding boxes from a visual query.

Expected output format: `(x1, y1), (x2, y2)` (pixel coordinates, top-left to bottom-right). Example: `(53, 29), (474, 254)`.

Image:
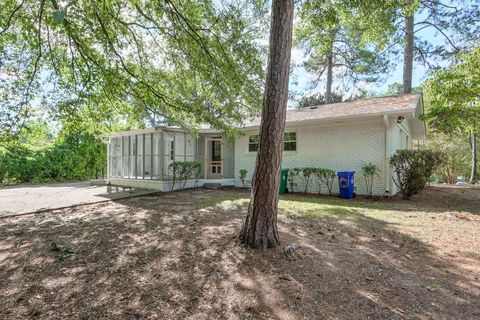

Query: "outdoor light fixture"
(397, 116), (405, 123)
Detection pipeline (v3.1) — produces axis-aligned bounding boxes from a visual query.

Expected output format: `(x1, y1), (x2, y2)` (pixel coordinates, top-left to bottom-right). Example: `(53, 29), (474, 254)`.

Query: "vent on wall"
(309, 106), (318, 110)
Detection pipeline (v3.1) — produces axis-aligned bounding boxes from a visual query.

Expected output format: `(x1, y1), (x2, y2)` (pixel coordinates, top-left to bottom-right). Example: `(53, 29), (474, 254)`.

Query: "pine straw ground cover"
(0, 185), (479, 319)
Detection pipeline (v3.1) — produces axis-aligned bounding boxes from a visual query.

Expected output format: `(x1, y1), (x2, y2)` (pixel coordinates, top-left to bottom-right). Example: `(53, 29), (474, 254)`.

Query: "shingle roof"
(243, 93), (422, 128)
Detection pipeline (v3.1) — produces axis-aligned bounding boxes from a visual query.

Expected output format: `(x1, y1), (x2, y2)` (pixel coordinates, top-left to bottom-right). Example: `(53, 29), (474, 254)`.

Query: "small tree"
(361, 162), (379, 198)
(390, 150), (443, 199)
(287, 168), (301, 193)
(302, 167), (316, 193)
(239, 169), (248, 188)
(318, 168), (336, 196)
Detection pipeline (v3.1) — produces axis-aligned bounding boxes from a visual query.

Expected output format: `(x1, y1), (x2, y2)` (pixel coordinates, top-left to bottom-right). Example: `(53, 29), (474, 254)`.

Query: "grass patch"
(50, 242), (74, 261)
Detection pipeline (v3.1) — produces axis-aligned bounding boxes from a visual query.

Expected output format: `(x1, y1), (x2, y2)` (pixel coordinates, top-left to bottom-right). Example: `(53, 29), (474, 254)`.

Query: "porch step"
(204, 183), (223, 189)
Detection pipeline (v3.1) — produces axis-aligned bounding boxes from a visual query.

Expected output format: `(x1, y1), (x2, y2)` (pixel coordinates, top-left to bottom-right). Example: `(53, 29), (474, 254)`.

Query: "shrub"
(301, 167), (316, 193)
(239, 169), (248, 188)
(191, 162), (202, 187)
(361, 162), (380, 198)
(287, 168), (301, 192)
(168, 161), (202, 190)
(390, 149), (443, 199)
(316, 168), (336, 196)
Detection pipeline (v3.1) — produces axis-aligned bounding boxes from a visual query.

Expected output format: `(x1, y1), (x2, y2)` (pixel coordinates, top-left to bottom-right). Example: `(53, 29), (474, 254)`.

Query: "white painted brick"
(234, 118), (391, 196)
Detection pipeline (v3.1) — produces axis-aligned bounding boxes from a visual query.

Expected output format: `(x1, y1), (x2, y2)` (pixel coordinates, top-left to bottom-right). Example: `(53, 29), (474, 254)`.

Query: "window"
(248, 135), (259, 152)
(248, 132), (296, 152)
(283, 132), (296, 151)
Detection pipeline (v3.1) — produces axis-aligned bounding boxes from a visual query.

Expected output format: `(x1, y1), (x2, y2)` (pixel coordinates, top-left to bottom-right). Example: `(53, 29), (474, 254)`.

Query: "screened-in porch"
(107, 128), (234, 189)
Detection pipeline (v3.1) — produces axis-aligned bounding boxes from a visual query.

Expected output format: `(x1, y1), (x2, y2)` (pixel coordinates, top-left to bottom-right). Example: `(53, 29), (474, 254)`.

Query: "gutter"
(383, 115), (391, 197)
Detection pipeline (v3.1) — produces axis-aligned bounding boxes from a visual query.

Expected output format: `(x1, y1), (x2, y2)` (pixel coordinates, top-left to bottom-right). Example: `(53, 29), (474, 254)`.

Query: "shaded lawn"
(0, 186), (479, 319)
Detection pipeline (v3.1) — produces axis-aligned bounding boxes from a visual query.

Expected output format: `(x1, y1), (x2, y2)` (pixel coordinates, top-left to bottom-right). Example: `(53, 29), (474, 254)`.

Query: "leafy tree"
(384, 82), (422, 95)
(295, 0), (398, 103)
(240, 0), (294, 249)
(0, 0), (265, 139)
(423, 46), (480, 183)
(296, 92), (343, 108)
(425, 132), (471, 184)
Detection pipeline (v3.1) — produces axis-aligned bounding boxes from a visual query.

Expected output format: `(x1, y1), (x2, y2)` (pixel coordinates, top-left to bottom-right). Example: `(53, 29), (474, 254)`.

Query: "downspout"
(106, 137), (111, 185)
(383, 115), (391, 196)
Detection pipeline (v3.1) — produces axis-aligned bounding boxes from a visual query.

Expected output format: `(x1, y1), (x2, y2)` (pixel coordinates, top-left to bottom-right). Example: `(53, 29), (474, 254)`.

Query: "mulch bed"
(0, 187), (479, 319)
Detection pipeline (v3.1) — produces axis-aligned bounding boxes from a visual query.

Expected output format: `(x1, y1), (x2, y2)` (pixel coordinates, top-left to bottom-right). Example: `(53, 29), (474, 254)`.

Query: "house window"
(284, 132), (296, 151)
(248, 135), (259, 152)
(248, 132), (297, 152)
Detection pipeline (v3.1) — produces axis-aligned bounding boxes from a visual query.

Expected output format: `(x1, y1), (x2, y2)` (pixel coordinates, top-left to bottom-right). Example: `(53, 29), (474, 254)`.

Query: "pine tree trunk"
(469, 132), (477, 184)
(239, 0), (294, 249)
(403, 13), (414, 94)
(325, 52), (333, 104)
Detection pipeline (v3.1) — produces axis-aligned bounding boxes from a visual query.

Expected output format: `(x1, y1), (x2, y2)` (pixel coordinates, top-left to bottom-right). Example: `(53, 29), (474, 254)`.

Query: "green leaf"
(52, 10), (65, 24)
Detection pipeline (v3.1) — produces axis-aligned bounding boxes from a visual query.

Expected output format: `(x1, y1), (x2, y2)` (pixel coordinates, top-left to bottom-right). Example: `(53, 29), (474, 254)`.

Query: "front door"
(206, 139), (223, 179)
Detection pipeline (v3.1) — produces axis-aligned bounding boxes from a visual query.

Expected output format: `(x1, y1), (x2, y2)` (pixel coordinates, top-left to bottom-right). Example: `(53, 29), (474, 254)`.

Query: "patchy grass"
(0, 186), (479, 319)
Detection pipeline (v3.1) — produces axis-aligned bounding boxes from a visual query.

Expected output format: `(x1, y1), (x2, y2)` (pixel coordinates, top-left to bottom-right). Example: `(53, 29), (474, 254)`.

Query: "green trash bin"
(279, 169), (288, 194)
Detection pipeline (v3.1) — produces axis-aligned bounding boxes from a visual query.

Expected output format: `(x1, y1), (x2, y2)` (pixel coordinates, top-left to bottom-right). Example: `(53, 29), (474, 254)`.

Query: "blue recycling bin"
(337, 171), (355, 199)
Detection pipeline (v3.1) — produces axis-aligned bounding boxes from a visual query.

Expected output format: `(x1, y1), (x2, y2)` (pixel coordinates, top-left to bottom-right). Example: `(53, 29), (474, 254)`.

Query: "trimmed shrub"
(301, 167), (316, 193)
(239, 169), (247, 188)
(315, 168), (336, 196)
(390, 149), (443, 199)
(287, 168), (301, 192)
(361, 162), (380, 198)
(168, 161), (202, 190)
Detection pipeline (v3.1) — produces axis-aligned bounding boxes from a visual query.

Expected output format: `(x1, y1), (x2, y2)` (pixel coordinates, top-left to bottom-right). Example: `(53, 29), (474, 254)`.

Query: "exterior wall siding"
(234, 119), (388, 196)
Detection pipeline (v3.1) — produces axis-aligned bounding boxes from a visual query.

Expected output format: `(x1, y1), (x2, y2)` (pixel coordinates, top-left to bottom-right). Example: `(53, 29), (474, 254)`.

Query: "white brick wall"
(234, 118), (390, 196)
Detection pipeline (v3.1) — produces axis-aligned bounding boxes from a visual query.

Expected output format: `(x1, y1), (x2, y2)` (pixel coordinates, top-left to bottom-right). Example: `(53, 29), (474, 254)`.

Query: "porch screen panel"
(144, 134), (152, 179)
(122, 136), (129, 177)
(129, 136), (136, 178)
(110, 137), (122, 177)
(152, 133), (161, 179)
(136, 135), (143, 179)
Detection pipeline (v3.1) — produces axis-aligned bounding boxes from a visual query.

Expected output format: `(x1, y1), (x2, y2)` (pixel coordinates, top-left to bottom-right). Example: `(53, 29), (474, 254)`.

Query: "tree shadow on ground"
(0, 188), (478, 319)
(282, 184), (480, 216)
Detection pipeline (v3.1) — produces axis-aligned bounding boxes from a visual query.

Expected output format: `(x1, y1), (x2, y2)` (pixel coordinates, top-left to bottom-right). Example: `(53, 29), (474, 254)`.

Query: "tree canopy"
(423, 46), (480, 135)
(294, 0), (399, 101)
(0, 0), (266, 140)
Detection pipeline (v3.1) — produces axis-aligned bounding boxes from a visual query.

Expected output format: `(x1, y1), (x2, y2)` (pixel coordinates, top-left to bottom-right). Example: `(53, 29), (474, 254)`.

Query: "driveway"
(0, 181), (157, 217)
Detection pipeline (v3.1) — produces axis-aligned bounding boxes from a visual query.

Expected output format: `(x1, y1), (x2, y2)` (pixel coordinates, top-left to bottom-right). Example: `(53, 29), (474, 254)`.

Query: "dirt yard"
(0, 185), (479, 319)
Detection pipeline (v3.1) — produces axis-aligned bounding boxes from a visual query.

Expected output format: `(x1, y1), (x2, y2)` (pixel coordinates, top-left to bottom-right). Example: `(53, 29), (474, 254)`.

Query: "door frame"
(204, 137), (223, 179)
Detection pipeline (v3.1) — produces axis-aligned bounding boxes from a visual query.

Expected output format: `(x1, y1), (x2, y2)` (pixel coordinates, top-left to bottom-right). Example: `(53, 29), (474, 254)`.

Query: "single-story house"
(106, 93), (425, 196)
